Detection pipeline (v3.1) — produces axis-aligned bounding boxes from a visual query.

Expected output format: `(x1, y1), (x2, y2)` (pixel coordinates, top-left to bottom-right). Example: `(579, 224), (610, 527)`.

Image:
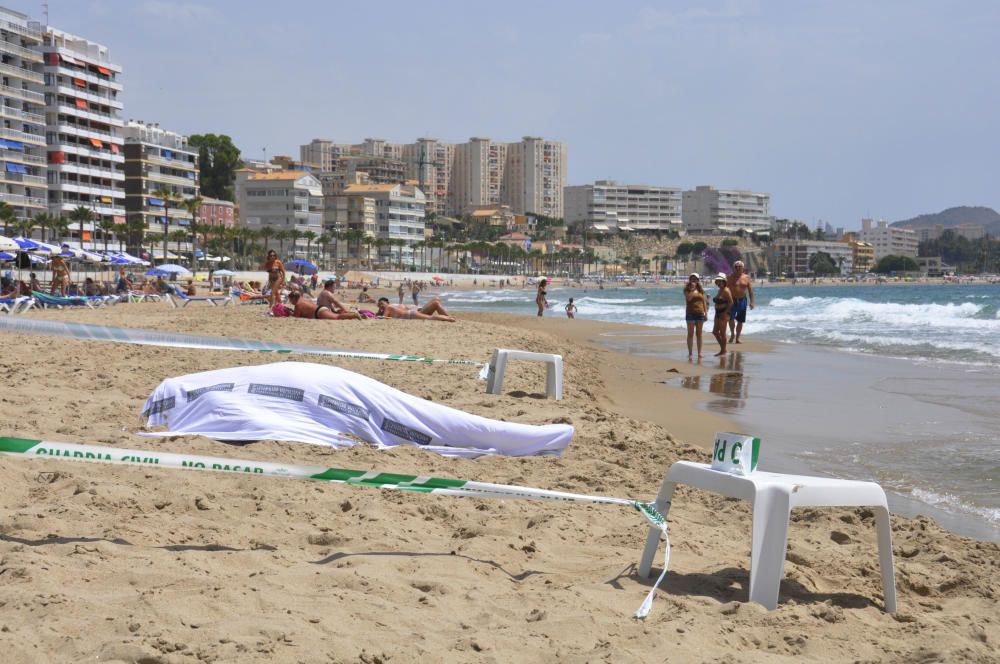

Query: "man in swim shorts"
(316, 279), (363, 319)
(726, 260), (754, 343)
(376, 297), (456, 322)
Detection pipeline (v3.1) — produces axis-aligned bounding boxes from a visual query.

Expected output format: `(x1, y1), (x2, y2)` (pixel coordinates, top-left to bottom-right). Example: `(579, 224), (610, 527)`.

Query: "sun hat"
(689, 273), (700, 280)
(714, 272), (727, 283)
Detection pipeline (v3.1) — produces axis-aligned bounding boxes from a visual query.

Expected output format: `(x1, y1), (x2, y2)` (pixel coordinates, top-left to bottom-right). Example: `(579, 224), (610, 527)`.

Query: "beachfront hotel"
(682, 185), (773, 234)
(122, 120), (199, 258)
(41, 25), (125, 250)
(858, 218), (919, 260)
(770, 238), (855, 276)
(235, 169), (323, 259)
(0, 7), (47, 226)
(339, 182), (427, 264)
(300, 136), (565, 219)
(564, 180), (682, 232)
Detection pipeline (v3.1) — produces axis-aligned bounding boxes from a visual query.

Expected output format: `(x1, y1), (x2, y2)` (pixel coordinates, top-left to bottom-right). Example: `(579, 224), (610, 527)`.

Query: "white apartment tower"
(565, 181), (682, 232)
(504, 136), (565, 219)
(235, 169), (323, 258)
(41, 26), (125, 249)
(0, 8), (47, 225)
(682, 186), (772, 233)
(859, 218), (918, 260)
(123, 120), (199, 255)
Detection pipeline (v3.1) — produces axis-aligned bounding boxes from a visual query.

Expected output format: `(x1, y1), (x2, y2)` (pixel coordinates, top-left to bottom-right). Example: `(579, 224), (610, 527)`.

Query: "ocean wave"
(908, 487), (1000, 524)
(576, 296), (647, 304)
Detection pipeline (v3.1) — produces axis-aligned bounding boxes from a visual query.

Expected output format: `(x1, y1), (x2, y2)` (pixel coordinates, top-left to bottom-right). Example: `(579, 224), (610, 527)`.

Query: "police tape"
(0, 317), (486, 369)
(0, 436), (669, 619)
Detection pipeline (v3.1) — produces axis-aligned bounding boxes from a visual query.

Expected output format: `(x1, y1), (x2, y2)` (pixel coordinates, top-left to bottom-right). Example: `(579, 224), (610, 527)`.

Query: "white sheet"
(141, 362), (573, 458)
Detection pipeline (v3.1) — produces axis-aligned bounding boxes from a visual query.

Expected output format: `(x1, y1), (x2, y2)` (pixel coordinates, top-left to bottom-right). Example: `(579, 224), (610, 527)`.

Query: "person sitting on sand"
(155, 275), (171, 294)
(358, 285), (376, 304)
(287, 290), (363, 320)
(185, 279), (196, 296)
(376, 297), (456, 322)
(711, 273), (734, 357)
(83, 277), (99, 297)
(316, 279), (363, 319)
(28, 272), (41, 293)
(115, 269), (132, 294)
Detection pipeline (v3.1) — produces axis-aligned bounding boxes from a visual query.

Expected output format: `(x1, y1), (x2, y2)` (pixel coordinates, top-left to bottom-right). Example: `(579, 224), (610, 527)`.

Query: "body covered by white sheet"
(141, 362), (573, 458)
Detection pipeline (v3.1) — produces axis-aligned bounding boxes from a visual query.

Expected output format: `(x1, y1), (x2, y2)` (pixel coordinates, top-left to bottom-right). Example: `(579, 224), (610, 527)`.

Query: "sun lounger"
(233, 287), (268, 305)
(0, 296), (35, 314)
(167, 285), (232, 308)
(31, 291), (103, 309)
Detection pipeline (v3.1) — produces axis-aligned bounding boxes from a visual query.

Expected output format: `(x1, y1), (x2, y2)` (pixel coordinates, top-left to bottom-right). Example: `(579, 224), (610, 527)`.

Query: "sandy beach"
(1, 302), (997, 663)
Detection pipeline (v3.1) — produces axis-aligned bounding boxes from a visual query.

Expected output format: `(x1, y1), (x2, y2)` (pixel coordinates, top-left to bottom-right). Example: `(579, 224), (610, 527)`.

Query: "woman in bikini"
(49, 255), (71, 296)
(261, 249), (285, 307)
(287, 291), (362, 320)
(684, 273), (709, 359)
(376, 297), (456, 322)
(711, 273), (734, 357)
(536, 278), (548, 317)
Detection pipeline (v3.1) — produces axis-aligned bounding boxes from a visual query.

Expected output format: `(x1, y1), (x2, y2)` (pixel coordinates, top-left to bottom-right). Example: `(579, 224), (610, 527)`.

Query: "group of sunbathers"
(285, 279), (456, 322)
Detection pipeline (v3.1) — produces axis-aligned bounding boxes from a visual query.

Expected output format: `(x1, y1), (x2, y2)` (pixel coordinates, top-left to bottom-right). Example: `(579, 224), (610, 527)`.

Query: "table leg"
(748, 486), (791, 610)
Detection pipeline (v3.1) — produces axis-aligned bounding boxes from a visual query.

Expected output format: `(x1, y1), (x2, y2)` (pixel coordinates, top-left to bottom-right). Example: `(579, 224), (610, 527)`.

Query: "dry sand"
(0, 302), (997, 663)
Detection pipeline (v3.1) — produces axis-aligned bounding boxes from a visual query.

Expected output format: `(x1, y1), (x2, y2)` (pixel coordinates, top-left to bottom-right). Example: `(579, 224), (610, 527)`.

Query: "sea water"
(437, 283), (1000, 540)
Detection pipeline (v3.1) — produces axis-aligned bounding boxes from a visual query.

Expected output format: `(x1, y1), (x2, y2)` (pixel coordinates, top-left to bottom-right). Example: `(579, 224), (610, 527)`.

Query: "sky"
(22, 0), (1000, 229)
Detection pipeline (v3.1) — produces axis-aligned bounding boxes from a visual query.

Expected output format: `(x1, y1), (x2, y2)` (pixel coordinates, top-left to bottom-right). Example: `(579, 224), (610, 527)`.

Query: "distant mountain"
(892, 206), (1000, 235)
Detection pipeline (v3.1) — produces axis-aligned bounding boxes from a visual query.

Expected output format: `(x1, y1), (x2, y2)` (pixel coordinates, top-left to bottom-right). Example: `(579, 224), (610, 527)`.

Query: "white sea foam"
(909, 487), (1000, 524)
(576, 296), (647, 304)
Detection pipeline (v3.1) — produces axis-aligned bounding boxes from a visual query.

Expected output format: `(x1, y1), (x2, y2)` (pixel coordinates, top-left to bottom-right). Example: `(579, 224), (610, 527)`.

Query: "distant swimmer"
(726, 260), (754, 344)
(565, 297), (577, 319)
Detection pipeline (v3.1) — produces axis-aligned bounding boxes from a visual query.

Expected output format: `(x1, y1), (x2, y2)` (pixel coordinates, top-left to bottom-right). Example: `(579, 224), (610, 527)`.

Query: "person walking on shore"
(684, 273), (709, 359)
(397, 283), (405, 305)
(726, 260), (754, 344)
(712, 273), (734, 357)
(411, 282), (421, 306)
(536, 278), (548, 317)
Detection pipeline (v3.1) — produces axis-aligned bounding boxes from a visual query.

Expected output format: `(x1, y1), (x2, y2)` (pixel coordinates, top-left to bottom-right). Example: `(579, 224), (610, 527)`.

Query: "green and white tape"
(0, 436), (669, 618)
(0, 317), (485, 369)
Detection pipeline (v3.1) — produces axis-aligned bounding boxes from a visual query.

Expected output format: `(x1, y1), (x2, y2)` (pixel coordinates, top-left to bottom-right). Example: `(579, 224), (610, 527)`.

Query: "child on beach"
(565, 298), (577, 319)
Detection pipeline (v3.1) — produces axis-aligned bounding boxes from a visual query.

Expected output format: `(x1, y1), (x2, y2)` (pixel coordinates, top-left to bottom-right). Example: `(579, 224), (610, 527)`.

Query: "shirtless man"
(376, 297), (456, 322)
(357, 285), (375, 304)
(287, 290), (362, 320)
(726, 260), (754, 344)
(316, 279), (363, 319)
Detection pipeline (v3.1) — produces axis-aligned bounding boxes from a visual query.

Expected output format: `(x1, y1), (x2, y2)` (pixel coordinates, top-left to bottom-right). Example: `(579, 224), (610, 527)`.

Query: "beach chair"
(234, 287), (268, 305)
(31, 290), (98, 309)
(167, 285), (232, 308)
(0, 296), (33, 314)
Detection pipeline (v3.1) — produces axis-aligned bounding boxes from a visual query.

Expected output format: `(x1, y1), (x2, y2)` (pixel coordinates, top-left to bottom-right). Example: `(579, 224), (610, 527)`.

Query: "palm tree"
(301, 230), (317, 263)
(0, 202), (15, 236)
(258, 226), (275, 255)
(151, 188), (176, 261)
(68, 205), (92, 250)
(168, 229), (189, 260)
(98, 217), (117, 254)
(275, 229), (290, 257)
(182, 196), (203, 273)
(32, 213), (52, 242)
(287, 228), (302, 260)
(317, 232), (331, 269)
(49, 216), (71, 246)
(13, 216), (34, 240)
(126, 216), (147, 254)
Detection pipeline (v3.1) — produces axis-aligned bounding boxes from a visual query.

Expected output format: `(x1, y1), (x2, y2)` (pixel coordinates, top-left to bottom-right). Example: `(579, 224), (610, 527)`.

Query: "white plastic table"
(638, 461), (897, 612)
(485, 348), (563, 400)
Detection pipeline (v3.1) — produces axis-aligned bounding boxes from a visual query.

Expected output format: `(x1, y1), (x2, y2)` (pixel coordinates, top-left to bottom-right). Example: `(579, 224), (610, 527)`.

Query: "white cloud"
(139, 1), (218, 23)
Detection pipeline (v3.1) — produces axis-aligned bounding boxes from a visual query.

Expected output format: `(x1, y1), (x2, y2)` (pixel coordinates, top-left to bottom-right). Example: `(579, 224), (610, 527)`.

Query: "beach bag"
(271, 303), (292, 317)
(357, 309), (376, 318)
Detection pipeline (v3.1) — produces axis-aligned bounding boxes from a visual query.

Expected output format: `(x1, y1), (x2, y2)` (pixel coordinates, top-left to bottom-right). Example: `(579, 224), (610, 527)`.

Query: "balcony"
(0, 40), (43, 63)
(0, 82), (43, 104)
(0, 61), (43, 84)
(1, 171), (46, 186)
(54, 122), (119, 144)
(2, 150), (45, 165)
(0, 192), (46, 207)
(0, 104), (44, 124)
(142, 169), (197, 188)
(0, 126), (45, 145)
(50, 160), (124, 180)
(56, 101), (124, 126)
(53, 84), (123, 110)
(0, 19), (41, 41)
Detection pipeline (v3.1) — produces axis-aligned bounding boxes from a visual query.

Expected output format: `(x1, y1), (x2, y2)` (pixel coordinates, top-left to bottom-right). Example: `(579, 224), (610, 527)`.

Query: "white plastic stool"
(638, 461), (896, 612)
(485, 348), (563, 400)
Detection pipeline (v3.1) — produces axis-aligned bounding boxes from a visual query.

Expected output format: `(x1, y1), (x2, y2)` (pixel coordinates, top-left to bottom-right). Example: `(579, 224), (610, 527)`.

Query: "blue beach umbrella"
(286, 259), (318, 275)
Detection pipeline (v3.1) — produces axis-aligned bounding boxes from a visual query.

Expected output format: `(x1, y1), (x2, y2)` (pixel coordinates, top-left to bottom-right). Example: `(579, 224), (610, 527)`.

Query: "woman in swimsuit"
(536, 278), (548, 317)
(711, 273), (734, 357)
(376, 297), (456, 322)
(684, 273), (709, 359)
(261, 249), (285, 307)
(49, 255), (71, 296)
(287, 291), (363, 320)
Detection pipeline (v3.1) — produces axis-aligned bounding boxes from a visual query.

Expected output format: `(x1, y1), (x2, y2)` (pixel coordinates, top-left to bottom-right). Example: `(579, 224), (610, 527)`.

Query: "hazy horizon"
(20, 0), (1000, 230)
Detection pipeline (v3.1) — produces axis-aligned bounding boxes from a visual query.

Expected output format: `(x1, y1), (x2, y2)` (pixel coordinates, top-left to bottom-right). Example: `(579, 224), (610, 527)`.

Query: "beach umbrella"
(13, 237), (43, 251)
(151, 263), (191, 275)
(0, 235), (18, 252)
(0, 251), (15, 261)
(286, 259), (318, 275)
(212, 269), (235, 277)
(432, 276), (445, 282)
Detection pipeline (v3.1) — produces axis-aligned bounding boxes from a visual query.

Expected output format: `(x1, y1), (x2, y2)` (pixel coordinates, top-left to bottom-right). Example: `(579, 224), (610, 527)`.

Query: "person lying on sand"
(288, 291), (363, 320)
(376, 297), (456, 322)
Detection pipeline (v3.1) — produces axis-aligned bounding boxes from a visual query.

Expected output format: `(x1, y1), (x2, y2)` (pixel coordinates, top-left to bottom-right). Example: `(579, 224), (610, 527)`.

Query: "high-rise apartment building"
(300, 135), (565, 219)
(564, 180), (681, 232)
(235, 169), (323, 258)
(682, 186), (772, 233)
(41, 26), (125, 249)
(0, 8), (46, 226)
(859, 218), (918, 260)
(123, 120), (199, 256)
